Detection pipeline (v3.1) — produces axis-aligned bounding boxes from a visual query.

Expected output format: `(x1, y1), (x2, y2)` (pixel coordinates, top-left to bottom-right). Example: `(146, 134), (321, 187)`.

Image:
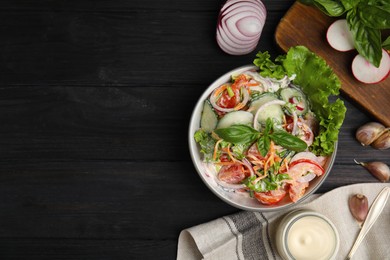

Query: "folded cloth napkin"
(177, 183), (390, 260)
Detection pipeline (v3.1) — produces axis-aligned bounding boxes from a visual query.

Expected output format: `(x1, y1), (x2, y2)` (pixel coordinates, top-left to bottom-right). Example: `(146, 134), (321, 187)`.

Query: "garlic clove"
(348, 194), (368, 225)
(354, 159), (390, 182)
(355, 122), (385, 146)
(371, 129), (390, 150)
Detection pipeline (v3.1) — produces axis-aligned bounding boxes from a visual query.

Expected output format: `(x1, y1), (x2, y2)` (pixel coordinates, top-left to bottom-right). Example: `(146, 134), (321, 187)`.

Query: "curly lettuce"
(253, 46), (346, 156)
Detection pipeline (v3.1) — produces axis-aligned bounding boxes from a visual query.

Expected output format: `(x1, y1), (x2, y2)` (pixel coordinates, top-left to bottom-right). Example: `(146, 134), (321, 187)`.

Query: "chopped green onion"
(226, 86), (234, 97)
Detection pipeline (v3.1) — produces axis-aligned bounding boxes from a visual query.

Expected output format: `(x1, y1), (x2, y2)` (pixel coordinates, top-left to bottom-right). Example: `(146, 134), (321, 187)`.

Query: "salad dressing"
(275, 210), (339, 260)
(286, 215), (337, 260)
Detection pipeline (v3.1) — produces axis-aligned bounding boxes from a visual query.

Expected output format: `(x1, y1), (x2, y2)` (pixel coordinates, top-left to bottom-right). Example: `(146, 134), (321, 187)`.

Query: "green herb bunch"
(300, 0), (390, 67)
(214, 118), (308, 157)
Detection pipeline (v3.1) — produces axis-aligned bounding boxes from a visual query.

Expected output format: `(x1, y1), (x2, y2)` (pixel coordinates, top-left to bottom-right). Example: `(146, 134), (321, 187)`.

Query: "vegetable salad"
(194, 46), (346, 205)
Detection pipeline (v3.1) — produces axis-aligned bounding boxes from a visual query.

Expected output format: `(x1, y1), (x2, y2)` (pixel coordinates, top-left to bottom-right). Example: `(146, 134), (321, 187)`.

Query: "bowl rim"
(188, 65), (337, 212)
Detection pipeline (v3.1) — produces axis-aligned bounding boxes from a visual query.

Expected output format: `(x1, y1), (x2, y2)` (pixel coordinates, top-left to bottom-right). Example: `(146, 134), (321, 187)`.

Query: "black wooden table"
(0, 1), (389, 259)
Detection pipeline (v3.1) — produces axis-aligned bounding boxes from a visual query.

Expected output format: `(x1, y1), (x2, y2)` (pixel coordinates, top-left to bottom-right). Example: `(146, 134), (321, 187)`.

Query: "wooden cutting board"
(275, 2), (390, 127)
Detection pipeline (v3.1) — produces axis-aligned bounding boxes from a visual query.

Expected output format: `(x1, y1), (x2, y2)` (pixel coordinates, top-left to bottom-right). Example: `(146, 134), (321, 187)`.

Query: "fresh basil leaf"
(265, 118), (274, 133)
(383, 36), (390, 50)
(347, 8), (382, 67)
(214, 125), (260, 144)
(340, 0), (360, 10)
(312, 0), (346, 16)
(257, 135), (271, 157)
(269, 130), (308, 152)
(367, 0), (390, 10)
(358, 3), (390, 29)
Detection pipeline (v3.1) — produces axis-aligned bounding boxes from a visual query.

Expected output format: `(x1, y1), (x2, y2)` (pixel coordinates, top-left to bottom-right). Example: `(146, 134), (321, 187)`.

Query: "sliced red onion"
(297, 172), (316, 183)
(217, 0), (267, 55)
(209, 85), (250, 113)
(241, 157), (255, 177)
(242, 71), (273, 90)
(203, 162), (246, 191)
(253, 100), (286, 130)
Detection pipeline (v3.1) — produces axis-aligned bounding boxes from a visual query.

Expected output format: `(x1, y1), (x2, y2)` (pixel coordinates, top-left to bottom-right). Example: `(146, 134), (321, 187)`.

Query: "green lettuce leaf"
(253, 46), (346, 156)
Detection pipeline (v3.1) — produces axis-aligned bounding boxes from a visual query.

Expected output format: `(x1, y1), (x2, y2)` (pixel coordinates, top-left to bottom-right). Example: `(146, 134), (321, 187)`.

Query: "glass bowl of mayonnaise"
(275, 209), (340, 260)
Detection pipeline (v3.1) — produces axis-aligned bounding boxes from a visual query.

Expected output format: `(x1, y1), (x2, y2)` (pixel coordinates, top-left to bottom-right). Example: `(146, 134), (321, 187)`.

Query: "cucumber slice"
(249, 93), (284, 125)
(280, 87), (308, 115)
(200, 100), (218, 133)
(217, 111), (253, 129)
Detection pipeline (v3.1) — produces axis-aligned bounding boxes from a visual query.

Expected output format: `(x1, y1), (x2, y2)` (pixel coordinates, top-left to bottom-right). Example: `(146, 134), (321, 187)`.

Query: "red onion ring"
(216, 0), (267, 55)
(209, 86), (250, 113)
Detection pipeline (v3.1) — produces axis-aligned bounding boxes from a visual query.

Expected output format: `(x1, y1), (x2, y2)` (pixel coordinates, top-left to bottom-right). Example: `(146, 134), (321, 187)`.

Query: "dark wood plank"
(0, 0), (295, 12)
(1, 86), (389, 163)
(0, 161), (385, 241)
(0, 10), (287, 86)
(0, 0), (388, 259)
(0, 238), (176, 260)
(0, 161), (236, 239)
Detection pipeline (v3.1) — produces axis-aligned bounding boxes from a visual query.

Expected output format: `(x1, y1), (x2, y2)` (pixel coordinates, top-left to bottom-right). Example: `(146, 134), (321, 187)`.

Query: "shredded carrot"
(213, 139), (223, 161)
(215, 161), (237, 166)
(284, 159), (289, 172)
(263, 141), (276, 174)
(253, 174), (268, 184)
(234, 102), (246, 111)
(232, 74), (247, 89)
(226, 144), (237, 162)
(213, 84), (228, 97)
(246, 82), (259, 87)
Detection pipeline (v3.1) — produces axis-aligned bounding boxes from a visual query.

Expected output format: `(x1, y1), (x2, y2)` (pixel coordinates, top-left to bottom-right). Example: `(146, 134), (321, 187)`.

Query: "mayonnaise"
(287, 215), (337, 260)
(276, 210), (339, 260)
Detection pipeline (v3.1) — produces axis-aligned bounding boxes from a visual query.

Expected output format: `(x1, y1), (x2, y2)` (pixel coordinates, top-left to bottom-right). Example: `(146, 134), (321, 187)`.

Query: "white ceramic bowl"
(188, 65), (337, 212)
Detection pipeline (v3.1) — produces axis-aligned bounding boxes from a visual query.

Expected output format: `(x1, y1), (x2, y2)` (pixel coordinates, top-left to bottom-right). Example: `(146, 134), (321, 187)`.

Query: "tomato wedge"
(216, 88), (240, 109)
(289, 158), (325, 176)
(289, 182), (309, 202)
(218, 163), (246, 184)
(254, 188), (287, 205)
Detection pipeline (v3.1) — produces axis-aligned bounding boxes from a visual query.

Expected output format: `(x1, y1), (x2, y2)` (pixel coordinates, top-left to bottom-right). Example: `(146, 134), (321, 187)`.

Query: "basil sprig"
(213, 125), (260, 144)
(214, 119), (307, 157)
(300, 0), (390, 67)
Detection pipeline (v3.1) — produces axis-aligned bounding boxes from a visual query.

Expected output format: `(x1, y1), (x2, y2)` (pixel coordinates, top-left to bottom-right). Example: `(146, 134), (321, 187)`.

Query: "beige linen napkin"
(177, 183), (390, 260)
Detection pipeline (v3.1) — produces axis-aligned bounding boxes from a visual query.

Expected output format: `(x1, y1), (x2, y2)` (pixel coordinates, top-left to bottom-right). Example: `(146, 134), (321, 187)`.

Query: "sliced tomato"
(217, 163), (246, 184)
(289, 159), (325, 177)
(285, 120), (314, 146)
(219, 154), (230, 162)
(289, 182), (309, 202)
(254, 188), (287, 205)
(297, 122), (314, 146)
(216, 89), (239, 108)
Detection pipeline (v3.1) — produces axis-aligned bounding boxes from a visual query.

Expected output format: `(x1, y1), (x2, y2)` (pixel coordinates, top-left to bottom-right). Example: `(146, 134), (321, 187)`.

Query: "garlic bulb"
(348, 194), (368, 226)
(355, 122), (385, 146)
(371, 129), (390, 150)
(354, 159), (390, 182)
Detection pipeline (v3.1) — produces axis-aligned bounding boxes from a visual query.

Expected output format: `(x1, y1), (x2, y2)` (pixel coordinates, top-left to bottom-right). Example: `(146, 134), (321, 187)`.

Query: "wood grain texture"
(275, 1), (390, 127)
(0, 0), (389, 259)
